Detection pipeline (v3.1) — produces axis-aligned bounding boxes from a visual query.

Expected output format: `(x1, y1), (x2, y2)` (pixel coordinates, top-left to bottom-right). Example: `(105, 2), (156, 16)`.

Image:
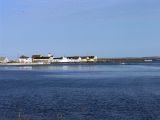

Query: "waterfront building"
(87, 56), (98, 62)
(19, 55), (32, 63)
(67, 56), (81, 62)
(52, 56), (97, 63)
(52, 57), (68, 63)
(81, 56), (89, 62)
(80, 56), (97, 62)
(32, 54), (53, 64)
(0, 57), (9, 63)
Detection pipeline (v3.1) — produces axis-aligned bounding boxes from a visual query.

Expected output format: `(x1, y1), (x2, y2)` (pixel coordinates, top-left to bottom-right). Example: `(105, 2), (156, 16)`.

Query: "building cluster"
(0, 57), (9, 63)
(18, 53), (97, 64)
(1, 54), (159, 64)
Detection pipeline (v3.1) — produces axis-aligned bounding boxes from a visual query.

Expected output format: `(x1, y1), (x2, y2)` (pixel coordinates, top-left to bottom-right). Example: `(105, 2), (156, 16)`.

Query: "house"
(32, 54), (53, 64)
(81, 56), (97, 62)
(81, 56), (89, 62)
(52, 56), (82, 63)
(51, 56), (97, 63)
(19, 55), (32, 63)
(67, 56), (81, 62)
(0, 57), (9, 63)
(87, 56), (97, 62)
(52, 57), (69, 63)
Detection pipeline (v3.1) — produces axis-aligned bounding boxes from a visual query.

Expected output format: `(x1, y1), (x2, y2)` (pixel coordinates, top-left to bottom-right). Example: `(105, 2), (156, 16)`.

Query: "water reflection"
(0, 64), (99, 71)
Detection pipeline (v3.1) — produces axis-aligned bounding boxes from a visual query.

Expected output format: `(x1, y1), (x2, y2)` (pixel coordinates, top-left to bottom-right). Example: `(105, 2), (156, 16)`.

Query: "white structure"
(67, 56), (81, 62)
(52, 56), (82, 63)
(52, 57), (69, 63)
(48, 53), (54, 57)
(0, 57), (9, 63)
(19, 56), (32, 63)
(52, 56), (97, 63)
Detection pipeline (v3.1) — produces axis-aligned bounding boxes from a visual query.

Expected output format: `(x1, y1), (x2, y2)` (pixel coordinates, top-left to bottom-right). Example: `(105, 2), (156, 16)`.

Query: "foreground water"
(0, 63), (160, 120)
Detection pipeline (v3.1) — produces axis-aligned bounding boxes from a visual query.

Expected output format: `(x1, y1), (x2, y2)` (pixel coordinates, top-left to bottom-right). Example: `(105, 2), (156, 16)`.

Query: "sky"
(0, 0), (160, 58)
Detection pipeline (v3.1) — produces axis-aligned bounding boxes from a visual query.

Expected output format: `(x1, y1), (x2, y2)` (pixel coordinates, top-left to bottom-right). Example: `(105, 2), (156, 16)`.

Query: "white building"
(52, 56), (97, 63)
(52, 57), (69, 63)
(67, 56), (81, 62)
(0, 57), (9, 63)
(19, 56), (32, 63)
(52, 56), (82, 63)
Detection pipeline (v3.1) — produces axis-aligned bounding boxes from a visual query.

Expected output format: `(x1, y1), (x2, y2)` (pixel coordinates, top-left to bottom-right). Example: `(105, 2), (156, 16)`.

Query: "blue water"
(0, 63), (160, 120)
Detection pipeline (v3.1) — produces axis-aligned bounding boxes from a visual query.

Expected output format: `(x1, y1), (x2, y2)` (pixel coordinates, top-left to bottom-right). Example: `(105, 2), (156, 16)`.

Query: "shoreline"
(0, 61), (157, 66)
(1, 57), (159, 66)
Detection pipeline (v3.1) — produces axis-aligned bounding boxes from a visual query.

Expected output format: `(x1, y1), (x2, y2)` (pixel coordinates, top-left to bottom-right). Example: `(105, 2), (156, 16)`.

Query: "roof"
(88, 56), (97, 59)
(32, 55), (41, 58)
(53, 57), (64, 59)
(19, 55), (29, 59)
(67, 56), (80, 59)
(81, 56), (89, 59)
(33, 57), (50, 59)
(81, 56), (96, 59)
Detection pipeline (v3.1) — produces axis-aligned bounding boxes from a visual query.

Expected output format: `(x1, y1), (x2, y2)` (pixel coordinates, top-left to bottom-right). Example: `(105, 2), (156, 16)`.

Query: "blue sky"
(0, 0), (160, 58)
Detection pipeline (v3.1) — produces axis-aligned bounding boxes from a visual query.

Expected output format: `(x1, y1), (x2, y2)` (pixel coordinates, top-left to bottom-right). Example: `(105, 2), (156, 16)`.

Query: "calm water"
(0, 63), (160, 120)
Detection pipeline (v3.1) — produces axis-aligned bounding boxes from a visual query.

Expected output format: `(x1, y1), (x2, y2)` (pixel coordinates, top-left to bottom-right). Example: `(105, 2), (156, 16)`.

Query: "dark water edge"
(0, 63), (160, 120)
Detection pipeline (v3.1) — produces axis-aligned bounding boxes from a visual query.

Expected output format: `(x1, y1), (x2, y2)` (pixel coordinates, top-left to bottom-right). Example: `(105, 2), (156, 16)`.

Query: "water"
(0, 63), (160, 120)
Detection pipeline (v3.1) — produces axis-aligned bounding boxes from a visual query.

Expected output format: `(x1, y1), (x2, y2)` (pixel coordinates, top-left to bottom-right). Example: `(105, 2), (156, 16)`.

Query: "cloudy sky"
(0, 0), (160, 58)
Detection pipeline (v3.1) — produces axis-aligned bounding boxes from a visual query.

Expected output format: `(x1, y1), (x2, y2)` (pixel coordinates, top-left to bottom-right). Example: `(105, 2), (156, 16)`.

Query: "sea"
(0, 62), (160, 120)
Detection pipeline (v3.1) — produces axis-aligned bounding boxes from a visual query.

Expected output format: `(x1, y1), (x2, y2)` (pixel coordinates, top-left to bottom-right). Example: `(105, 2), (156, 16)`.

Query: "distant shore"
(0, 58), (158, 66)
